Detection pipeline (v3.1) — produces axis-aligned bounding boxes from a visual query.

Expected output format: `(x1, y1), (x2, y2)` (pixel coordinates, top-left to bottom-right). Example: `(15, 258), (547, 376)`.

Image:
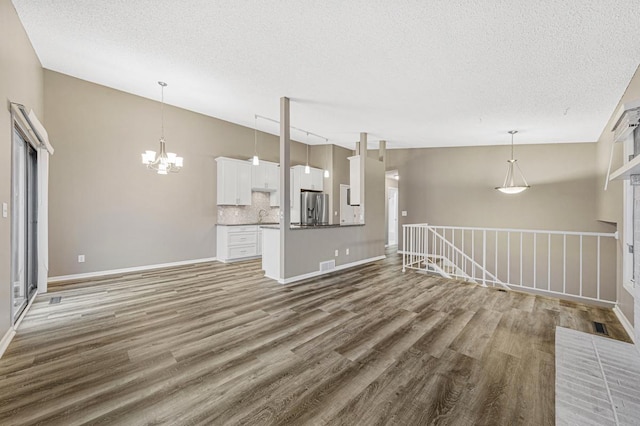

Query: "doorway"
(388, 187), (398, 246)
(11, 127), (38, 323)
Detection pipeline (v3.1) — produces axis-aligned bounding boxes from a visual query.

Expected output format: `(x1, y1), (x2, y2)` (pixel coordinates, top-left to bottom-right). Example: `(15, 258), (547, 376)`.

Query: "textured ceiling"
(12, 0), (640, 148)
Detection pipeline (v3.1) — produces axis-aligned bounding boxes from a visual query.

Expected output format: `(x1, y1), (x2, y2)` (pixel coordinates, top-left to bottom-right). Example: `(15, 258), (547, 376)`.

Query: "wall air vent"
(319, 260), (336, 272)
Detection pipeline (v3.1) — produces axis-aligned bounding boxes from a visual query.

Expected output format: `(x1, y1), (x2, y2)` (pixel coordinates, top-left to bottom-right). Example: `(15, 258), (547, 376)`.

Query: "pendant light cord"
(160, 83), (164, 140)
(306, 133), (310, 164)
(254, 114), (258, 156)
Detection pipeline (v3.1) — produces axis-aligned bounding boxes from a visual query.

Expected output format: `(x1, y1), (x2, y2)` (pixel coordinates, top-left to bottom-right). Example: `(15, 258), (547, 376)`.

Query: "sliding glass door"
(11, 128), (38, 323)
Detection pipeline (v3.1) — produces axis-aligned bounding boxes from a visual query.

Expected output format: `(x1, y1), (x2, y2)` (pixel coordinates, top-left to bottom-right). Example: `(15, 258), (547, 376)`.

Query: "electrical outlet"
(334, 211), (338, 216)
(334, 250), (339, 257)
(78, 255), (85, 263)
(346, 248), (349, 255)
(2, 202), (7, 218)
(401, 211), (408, 217)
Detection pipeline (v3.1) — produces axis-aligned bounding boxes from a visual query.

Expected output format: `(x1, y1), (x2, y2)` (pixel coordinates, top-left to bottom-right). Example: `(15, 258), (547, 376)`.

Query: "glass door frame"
(10, 123), (39, 324)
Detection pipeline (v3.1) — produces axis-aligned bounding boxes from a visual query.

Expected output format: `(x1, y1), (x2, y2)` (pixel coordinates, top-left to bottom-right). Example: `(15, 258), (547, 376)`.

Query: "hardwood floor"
(0, 253), (631, 425)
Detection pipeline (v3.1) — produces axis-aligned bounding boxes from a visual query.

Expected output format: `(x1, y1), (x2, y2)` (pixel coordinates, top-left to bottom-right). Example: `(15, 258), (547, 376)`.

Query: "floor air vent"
(319, 260), (336, 273)
(593, 321), (609, 336)
(49, 296), (61, 304)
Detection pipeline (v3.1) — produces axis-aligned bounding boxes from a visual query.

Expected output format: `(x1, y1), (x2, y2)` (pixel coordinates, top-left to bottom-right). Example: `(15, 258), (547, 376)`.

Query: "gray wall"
(0, 0), (44, 337)
(44, 71), (324, 277)
(284, 157), (385, 278)
(595, 64), (640, 327)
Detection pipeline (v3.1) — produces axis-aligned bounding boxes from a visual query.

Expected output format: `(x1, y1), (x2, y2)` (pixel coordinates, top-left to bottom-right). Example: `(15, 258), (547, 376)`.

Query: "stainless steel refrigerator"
(300, 192), (329, 225)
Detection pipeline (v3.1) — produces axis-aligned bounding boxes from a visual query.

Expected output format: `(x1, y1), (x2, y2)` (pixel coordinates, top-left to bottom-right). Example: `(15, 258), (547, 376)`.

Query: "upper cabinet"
(292, 165), (324, 192)
(252, 161), (279, 192)
(216, 157), (252, 205)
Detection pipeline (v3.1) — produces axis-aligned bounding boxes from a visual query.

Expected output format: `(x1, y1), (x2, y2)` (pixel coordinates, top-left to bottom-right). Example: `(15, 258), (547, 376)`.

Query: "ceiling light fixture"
(305, 133), (311, 174)
(252, 114), (260, 166)
(495, 130), (529, 194)
(324, 140), (330, 178)
(141, 82), (183, 175)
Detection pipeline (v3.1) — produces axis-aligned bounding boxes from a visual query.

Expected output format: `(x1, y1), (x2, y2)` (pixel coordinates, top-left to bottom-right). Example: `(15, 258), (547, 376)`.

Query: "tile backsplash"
(217, 192), (280, 224)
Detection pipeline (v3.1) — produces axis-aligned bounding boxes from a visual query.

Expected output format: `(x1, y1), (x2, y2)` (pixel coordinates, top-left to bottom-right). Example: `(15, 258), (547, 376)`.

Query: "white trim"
(613, 305), (635, 343)
(277, 255), (386, 284)
(623, 281), (635, 298)
(0, 329), (16, 359)
(0, 290), (37, 359)
(48, 257), (217, 283)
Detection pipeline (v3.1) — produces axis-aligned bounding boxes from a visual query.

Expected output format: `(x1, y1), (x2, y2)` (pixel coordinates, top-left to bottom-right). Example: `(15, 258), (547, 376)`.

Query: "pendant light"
(304, 132), (311, 174)
(252, 114), (260, 166)
(324, 140), (330, 178)
(495, 130), (530, 194)
(141, 82), (183, 174)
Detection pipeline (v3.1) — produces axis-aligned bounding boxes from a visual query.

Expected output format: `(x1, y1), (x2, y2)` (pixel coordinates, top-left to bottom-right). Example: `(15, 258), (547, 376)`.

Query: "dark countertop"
(261, 223), (365, 230)
(217, 222), (279, 226)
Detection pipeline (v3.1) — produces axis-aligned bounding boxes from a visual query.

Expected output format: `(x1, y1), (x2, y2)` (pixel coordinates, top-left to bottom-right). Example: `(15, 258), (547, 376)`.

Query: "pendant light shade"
(495, 130), (529, 194)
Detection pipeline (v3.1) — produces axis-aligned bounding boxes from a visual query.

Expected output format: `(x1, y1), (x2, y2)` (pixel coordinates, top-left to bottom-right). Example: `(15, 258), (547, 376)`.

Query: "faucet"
(258, 209), (267, 223)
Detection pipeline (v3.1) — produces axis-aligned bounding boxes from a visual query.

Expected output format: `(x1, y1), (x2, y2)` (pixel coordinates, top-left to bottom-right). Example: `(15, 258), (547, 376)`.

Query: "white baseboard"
(0, 328), (16, 359)
(278, 255), (386, 284)
(48, 257), (218, 283)
(613, 305), (635, 343)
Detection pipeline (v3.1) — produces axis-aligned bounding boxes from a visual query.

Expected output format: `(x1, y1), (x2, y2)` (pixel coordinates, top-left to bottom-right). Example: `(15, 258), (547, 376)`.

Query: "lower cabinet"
(217, 225), (261, 262)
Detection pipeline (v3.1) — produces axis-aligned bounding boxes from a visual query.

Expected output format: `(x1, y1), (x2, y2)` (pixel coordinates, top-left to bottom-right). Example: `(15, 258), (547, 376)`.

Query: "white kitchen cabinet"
(310, 168), (324, 191)
(292, 165), (323, 191)
(216, 157), (252, 205)
(348, 155), (361, 205)
(217, 225), (260, 261)
(251, 161), (279, 192)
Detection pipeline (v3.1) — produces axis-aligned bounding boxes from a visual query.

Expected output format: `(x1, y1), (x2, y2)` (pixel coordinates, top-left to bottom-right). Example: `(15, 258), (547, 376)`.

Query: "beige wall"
(387, 143), (612, 233)
(0, 0), (44, 337)
(595, 64), (640, 327)
(44, 71), (323, 277)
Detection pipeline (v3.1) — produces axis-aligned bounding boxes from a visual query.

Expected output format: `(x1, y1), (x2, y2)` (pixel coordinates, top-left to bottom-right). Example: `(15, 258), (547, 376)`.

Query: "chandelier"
(495, 130), (530, 194)
(141, 81), (183, 174)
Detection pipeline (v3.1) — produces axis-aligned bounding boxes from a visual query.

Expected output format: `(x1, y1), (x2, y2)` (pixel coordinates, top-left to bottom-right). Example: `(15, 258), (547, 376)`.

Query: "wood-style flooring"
(0, 253), (631, 425)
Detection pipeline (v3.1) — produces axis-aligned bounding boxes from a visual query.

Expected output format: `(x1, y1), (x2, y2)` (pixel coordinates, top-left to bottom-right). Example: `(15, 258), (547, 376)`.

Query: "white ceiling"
(12, 0), (640, 149)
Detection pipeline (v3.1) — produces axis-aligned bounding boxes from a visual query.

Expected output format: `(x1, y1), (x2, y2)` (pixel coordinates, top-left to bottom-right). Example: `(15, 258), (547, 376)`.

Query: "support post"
(279, 97), (290, 280)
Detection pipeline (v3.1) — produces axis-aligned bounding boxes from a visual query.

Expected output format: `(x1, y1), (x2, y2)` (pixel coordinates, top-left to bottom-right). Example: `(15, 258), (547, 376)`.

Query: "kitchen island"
(261, 223), (366, 282)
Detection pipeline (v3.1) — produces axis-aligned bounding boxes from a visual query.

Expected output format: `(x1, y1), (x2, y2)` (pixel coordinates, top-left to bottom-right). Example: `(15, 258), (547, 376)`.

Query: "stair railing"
(402, 223), (619, 304)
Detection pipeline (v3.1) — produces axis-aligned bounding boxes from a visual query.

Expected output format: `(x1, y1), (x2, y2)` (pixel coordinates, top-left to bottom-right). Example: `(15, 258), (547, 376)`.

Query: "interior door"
(388, 187), (398, 246)
(11, 128), (38, 323)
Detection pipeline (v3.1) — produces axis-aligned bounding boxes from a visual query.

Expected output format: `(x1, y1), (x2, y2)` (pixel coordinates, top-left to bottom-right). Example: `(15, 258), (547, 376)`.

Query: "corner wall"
(43, 71), (320, 277)
(0, 0), (44, 338)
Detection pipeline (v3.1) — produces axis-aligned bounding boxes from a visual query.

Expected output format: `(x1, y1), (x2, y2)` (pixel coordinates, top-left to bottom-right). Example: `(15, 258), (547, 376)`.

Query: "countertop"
(261, 223), (365, 230)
